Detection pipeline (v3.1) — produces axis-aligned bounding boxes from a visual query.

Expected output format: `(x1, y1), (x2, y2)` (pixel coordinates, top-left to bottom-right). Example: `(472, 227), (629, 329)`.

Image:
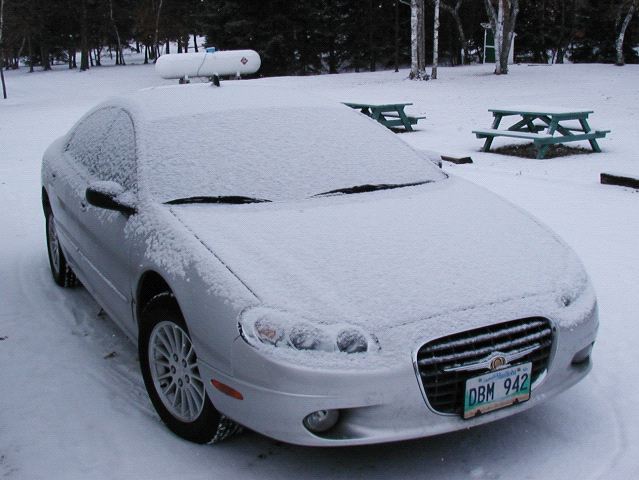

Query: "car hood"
(170, 177), (588, 330)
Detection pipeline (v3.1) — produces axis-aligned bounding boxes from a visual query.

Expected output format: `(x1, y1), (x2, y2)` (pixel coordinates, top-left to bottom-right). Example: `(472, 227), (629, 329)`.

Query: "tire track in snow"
(17, 248), (155, 417)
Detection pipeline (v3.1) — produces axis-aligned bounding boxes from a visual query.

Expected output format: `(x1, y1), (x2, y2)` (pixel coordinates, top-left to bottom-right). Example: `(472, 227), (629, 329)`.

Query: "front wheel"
(139, 293), (241, 444)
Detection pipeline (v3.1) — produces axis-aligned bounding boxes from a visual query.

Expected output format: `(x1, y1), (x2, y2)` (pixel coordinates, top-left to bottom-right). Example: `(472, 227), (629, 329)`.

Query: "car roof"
(106, 82), (340, 123)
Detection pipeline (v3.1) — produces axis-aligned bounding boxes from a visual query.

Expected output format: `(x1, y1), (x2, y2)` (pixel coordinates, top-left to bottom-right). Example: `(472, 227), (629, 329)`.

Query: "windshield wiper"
(166, 196), (271, 205)
(313, 180), (431, 197)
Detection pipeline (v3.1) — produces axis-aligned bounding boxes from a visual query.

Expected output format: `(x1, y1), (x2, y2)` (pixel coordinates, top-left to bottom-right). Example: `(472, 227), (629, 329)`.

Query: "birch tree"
(410, 0), (427, 79)
(484, 0), (520, 74)
(432, 0), (439, 79)
(1, 0), (7, 99)
(615, 0), (637, 66)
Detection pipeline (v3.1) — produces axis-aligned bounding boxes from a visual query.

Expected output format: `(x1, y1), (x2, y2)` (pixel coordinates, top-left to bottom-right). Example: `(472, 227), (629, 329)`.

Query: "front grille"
(416, 317), (553, 415)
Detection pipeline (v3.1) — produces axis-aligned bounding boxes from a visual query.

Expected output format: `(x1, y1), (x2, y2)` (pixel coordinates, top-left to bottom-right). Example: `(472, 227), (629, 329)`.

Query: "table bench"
(473, 106), (610, 159)
(343, 102), (425, 131)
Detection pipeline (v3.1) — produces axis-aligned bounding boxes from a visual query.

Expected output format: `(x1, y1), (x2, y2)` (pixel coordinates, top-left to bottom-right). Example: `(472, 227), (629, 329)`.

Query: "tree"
(572, 0), (638, 64)
(80, 0), (89, 70)
(432, 0), (440, 78)
(438, 0), (469, 64)
(1, 0), (6, 99)
(616, 0), (637, 65)
(153, 0), (163, 60)
(484, 0), (519, 74)
(410, 0), (427, 79)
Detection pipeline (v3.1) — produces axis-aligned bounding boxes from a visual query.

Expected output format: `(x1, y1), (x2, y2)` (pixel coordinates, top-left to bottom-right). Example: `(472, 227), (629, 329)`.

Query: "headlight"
(336, 329), (368, 353)
(239, 308), (375, 354)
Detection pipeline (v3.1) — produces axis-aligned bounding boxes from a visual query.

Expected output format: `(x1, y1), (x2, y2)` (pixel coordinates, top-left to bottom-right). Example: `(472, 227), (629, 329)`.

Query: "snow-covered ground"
(1, 62), (638, 479)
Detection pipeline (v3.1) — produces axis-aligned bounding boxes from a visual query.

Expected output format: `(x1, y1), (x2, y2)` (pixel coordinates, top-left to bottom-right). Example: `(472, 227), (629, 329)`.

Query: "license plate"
(463, 362), (532, 419)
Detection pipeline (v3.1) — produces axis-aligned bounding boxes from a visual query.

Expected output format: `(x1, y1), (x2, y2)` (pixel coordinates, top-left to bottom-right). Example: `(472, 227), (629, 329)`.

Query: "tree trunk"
(0, 0), (6, 99)
(144, 44), (149, 64)
(501, 0), (519, 73)
(193, 34), (198, 52)
(368, 0), (375, 71)
(394, 0), (399, 72)
(494, 0), (504, 74)
(27, 34), (34, 72)
(109, 0), (125, 66)
(484, 0), (518, 75)
(154, 0), (164, 60)
(432, 0), (440, 79)
(616, 1), (636, 66)
(439, 1), (468, 64)
(410, 0), (427, 79)
(80, 0), (89, 70)
(41, 43), (51, 70)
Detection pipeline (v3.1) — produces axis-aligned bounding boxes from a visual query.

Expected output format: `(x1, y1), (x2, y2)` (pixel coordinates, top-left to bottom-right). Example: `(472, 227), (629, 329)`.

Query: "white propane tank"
(155, 50), (261, 80)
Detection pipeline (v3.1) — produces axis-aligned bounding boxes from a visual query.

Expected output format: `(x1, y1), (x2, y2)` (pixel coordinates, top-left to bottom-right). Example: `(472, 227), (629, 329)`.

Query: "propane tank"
(155, 50), (261, 80)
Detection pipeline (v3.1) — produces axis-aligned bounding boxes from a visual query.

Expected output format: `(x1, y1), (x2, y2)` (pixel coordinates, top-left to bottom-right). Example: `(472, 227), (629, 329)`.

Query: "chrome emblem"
(443, 343), (541, 373)
(489, 355), (507, 370)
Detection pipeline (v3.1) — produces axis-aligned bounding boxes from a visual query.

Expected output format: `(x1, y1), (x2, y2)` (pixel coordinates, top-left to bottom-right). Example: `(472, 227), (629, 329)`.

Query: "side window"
(100, 110), (137, 190)
(66, 108), (137, 190)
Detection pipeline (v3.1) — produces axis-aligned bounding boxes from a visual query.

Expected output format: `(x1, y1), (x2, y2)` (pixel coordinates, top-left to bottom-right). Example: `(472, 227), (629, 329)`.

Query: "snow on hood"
(170, 177), (588, 332)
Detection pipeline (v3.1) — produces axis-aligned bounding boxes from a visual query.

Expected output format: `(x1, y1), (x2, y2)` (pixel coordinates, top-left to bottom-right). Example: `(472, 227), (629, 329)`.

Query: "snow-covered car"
(41, 83), (598, 446)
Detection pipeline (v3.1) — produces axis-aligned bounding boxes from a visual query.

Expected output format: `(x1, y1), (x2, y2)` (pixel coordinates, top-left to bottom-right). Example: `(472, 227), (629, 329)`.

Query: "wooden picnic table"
(473, 106), (610, 159)
(343, 102), (425, 131)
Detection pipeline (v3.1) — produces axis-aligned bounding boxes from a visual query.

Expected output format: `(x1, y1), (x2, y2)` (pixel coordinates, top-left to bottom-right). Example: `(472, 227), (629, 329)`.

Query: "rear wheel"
(139, 293), (241, 444)
(45, 209), (78, 288)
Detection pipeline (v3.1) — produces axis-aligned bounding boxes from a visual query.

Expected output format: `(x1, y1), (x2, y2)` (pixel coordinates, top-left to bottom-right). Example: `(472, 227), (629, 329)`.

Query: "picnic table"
(473, 106), (610, 159)
(343, 102), (425, 131)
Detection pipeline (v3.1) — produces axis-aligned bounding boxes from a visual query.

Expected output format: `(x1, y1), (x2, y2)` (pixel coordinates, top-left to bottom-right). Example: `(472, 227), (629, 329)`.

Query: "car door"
(61, 107), (138, 335)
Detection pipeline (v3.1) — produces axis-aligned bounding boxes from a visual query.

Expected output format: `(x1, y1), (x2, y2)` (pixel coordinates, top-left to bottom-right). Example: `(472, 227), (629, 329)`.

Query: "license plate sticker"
(463, 362), (532, 419)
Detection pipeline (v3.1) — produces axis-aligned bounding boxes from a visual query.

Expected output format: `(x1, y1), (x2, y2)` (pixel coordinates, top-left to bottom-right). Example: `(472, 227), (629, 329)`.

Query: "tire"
(139, 293), (242, 444)
(45, 209), (78, 288)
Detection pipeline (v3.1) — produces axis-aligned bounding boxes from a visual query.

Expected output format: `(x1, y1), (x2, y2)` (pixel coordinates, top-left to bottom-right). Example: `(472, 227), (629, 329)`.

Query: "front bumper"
(198, 303), (598, 446)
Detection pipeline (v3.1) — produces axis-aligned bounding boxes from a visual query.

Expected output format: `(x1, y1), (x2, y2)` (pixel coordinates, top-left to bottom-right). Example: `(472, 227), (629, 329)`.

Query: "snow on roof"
(117, 82), (347, 121)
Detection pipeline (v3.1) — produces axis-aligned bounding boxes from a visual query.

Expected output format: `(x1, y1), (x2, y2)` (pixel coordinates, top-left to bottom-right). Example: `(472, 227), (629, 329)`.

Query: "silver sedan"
(41, 83), (598, 446)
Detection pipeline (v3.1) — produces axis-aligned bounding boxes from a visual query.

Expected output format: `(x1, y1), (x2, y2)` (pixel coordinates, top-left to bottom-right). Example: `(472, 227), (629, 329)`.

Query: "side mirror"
(86, 181), (136, 216)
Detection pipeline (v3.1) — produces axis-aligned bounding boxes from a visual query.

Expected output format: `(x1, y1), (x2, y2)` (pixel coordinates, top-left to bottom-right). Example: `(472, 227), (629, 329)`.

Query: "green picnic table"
(343, 102), (425, 131)
(473, 106), (610, 159)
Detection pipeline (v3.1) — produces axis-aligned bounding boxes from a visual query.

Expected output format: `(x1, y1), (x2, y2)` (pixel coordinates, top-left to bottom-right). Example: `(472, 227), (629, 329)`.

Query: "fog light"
(303, 409), (340, 433)
(572, 342), (594, 365)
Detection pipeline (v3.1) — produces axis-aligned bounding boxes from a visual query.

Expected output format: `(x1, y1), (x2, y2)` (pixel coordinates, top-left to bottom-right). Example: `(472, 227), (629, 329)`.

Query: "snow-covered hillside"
(1, 62), (638, 479)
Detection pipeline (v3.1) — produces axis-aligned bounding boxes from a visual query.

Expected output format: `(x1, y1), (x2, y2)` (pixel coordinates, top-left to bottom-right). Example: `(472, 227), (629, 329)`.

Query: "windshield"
(140, 106), (445, 203)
